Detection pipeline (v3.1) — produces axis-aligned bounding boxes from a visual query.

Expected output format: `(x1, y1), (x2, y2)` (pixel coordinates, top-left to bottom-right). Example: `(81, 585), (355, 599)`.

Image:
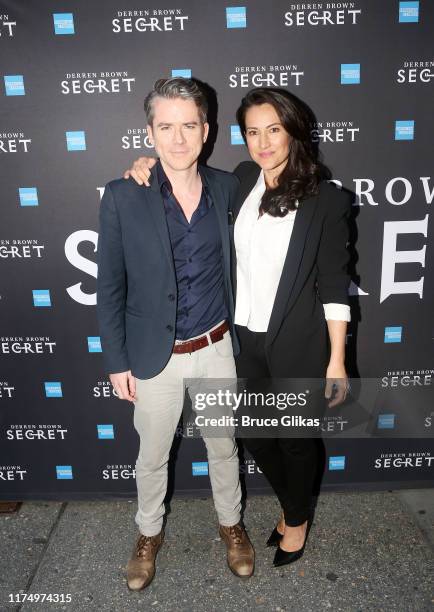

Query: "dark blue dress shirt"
(156, 162), (228, 340)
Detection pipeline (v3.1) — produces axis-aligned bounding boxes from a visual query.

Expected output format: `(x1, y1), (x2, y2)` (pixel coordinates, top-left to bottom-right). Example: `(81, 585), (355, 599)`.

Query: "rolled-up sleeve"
(323, 303), (351, 322)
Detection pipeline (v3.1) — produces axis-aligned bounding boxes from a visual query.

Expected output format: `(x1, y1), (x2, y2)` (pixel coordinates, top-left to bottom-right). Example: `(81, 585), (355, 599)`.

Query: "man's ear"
(203, 122), (209, 144)
(146, 124), (154, 146)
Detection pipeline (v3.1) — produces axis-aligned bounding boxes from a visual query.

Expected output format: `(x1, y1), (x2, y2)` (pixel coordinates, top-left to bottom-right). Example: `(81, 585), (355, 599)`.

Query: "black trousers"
(235, 325), (319, 527)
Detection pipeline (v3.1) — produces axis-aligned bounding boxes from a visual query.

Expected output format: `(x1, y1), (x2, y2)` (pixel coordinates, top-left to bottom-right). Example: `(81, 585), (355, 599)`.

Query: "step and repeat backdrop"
(1, 1), (433, 499)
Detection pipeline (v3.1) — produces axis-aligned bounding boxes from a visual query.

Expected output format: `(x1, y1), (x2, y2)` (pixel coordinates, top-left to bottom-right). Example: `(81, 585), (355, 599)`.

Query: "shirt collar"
(156, 160), (212, 209)
(156, 160), (172, 195)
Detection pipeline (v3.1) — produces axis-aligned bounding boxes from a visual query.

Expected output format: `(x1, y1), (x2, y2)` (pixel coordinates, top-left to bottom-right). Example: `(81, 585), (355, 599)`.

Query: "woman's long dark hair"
(236, 87), (331, 217)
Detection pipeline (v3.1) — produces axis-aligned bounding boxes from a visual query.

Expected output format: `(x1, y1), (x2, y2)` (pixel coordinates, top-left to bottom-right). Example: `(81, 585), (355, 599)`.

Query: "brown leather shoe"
(219, 523), (255, 578)
(126, 531), (164, 591)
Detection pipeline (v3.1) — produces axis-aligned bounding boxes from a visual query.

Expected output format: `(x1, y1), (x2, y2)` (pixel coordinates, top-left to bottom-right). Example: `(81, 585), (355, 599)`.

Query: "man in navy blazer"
(97, 78), (254, 590)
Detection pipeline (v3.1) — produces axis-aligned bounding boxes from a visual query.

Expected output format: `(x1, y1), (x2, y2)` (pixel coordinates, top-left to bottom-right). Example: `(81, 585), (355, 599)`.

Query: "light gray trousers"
(132, 329), (241, 536)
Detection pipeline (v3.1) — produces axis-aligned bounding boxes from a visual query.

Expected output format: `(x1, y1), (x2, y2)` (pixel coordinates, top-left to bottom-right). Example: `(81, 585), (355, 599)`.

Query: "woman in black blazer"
(231, 88), (351, 567)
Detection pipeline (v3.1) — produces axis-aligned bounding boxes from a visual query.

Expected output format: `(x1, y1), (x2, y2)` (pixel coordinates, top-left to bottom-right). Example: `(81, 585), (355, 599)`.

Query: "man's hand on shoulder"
(109, 370), (137, 402)
(123, 156), (157, 186)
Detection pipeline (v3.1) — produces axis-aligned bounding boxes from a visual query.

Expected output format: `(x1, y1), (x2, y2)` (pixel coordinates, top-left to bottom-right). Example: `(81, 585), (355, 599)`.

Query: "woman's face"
(244, 103), (291, 178)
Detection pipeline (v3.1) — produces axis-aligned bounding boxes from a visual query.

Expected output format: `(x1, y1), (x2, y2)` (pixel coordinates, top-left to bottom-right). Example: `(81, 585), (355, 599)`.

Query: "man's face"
(147, 96), (209, 172)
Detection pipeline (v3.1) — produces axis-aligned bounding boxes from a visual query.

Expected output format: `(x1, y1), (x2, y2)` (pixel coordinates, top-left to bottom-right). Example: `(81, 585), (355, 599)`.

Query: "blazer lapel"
(146, 166), (175, 274)
(201, 168), (230, 272)
(265, 193), (319, 348)
(233, 166), (260, 219)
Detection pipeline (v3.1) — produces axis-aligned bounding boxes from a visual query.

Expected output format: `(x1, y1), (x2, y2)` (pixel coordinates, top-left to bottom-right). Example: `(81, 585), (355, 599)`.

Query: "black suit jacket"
(97, 165), (239, 379)
(232, 161), (351, 378)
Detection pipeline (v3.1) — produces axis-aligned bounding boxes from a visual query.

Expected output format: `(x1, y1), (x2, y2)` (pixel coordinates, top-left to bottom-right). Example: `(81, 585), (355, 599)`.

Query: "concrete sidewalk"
(0, 490), (433, 612)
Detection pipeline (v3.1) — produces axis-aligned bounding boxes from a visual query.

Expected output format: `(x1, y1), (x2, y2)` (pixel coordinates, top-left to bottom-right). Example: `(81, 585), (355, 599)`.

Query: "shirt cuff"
(323, 303), (351, 322)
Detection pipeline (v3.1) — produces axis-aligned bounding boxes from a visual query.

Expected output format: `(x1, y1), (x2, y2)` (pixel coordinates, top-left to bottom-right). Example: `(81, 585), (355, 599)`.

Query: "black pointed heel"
(273, 543), (305, 566)
(266, 526), (283, 547)
(273, 521), (312, 567)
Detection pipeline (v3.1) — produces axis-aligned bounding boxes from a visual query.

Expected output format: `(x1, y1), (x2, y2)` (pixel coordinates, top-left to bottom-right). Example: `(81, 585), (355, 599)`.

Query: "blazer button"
(168, 294), (175, 301)
(166, 324), (174, 332)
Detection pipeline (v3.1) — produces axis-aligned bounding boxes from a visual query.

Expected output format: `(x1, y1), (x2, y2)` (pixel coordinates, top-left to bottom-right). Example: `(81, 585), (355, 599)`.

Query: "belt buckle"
(175, 323), (227, 354)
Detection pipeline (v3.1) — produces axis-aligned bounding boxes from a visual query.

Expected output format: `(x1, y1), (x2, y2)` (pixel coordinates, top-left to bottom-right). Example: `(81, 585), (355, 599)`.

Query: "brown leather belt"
(172, 321), (229, 354)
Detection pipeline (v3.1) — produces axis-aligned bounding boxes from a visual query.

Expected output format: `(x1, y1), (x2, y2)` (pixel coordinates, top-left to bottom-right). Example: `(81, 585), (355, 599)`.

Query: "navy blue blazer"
(97, 165), (240, 379)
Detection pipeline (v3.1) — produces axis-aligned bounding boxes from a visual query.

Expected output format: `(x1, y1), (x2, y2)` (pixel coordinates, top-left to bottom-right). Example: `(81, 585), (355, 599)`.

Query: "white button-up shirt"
(234, 170), (351, 332)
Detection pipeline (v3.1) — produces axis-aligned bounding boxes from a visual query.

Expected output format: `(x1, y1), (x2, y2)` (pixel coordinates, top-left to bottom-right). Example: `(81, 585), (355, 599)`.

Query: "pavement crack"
(15, 502), (68, 612)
